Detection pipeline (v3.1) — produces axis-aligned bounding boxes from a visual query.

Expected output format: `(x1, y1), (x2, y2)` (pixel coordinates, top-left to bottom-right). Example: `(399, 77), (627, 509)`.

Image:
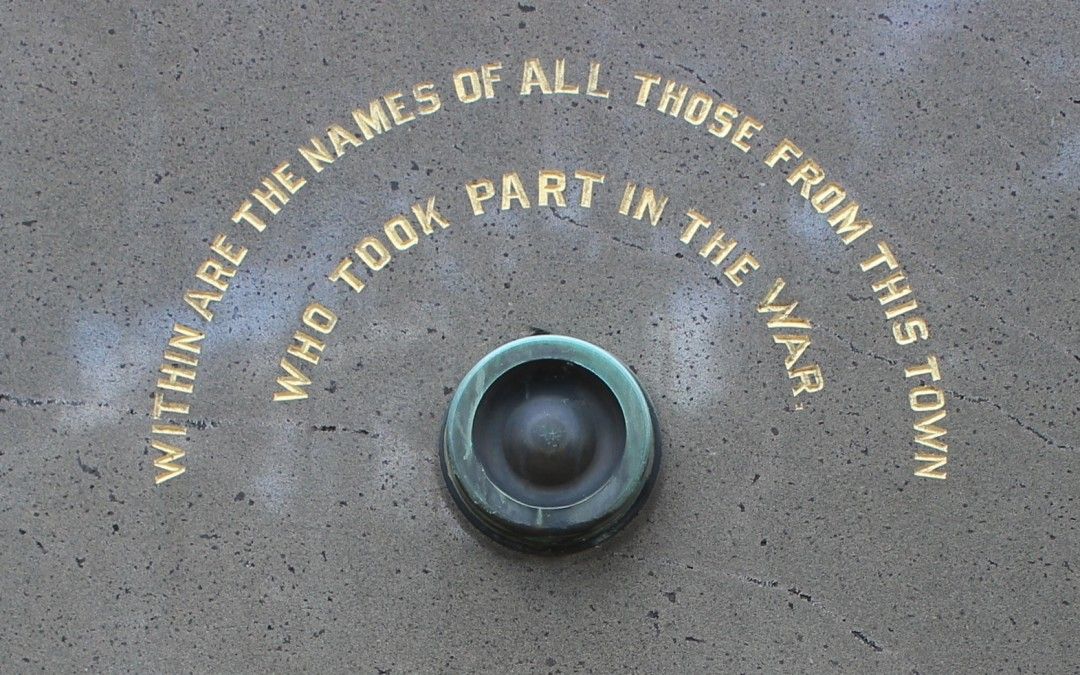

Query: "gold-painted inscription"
(273, 303), (339, 402)
(147, 56), (953, 484)
(757, 279), (824, 396)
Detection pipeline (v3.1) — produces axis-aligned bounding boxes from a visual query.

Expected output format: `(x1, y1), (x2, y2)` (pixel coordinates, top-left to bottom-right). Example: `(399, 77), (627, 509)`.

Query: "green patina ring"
(441, 335), (659, 554)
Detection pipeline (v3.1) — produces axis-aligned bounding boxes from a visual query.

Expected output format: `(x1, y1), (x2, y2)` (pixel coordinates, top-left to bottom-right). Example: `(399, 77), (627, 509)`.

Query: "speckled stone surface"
(0, 2), (1076, 673)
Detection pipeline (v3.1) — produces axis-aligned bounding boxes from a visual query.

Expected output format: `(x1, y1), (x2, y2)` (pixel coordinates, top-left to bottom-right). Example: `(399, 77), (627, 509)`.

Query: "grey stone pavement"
(0, 2), (1076, 672)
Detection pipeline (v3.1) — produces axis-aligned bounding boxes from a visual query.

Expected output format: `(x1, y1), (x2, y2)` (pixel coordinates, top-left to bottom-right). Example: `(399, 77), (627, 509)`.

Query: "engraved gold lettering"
(914, 454), (947, 480)
(790, 366), (825, 396)
(163, 349), (197, 367)
(302, 303), (338, 334)
(707, 103), (739, 139)
(453, 68), (483, 103)
(481, 62), (503, 98)
(680, 209), (711, 244)
(183, 290), (223, 322)
(210, 234), (247, 267)
(151, 423), (186, 436)
(383, 91), (416, 125)
(413, 82), (441, 115)
(698, 228), (737, 265)
(538, 169), (567, 207)
(279, 302), (339, 384)
(871, 271), (913, 306)
(758, 278), (823, 396)
(773, 334), (812, 370)
(893, 317), (930, 345)
(157, 363), (196, 394)
(501, 171), (531, 210)
(757, 278), (813, 329)
(730, 116), (763, 152)
(573, 170), (605, 207)
(384, 216), (419, 250)
(904, 355), (941, 381)
(764, 139), (803, 167)
(299, 137), (335, 172)
(585, 62), (609, 98)
(632, 72), (662, 106)
(328, 123), (363, 156)
(723, 252), (759, 286)
(554, 59), (580, 94)
(628, 186), (667, 225)
(825, 202), (873, 244)
(913, 411), (949, 453)
(411, 196), (451, 234)
(909, 386), (945, 412)
(152, 391), (189, 418)
(786, 159), (826, 198)
(273, 358), (312, 402)
(521, 58), (553, 95)
(231, 199), (266, 232)
(885, 299), (919, 320)
(329, 258), (365, 293)
(287, 331), (325, 365)
(195, 259), (236, 292)
(252, 177), (288, 214)
(356, 237), (391, 271)
(152, 439), (186, 484)
(618, 182), (636, 215)
(353, 99), (393, 139)
(767, 144), (875, 245)
(860, 241), (899, 272)
(657, 80), (689, 117)
(682, 92), (713, 125)
(810, 182), (846, 213)
(272, 162), (305, 193)
(466, 177), (495, 215)
(167, 323), (205, 356)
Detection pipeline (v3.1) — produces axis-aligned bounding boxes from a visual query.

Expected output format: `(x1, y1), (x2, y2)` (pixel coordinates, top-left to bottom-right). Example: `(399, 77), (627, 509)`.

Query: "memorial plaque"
(1, 2), (1077, 672)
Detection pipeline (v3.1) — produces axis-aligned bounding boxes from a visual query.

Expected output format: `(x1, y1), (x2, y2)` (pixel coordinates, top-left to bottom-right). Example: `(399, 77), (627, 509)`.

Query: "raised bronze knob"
(441, 335), (659, 553)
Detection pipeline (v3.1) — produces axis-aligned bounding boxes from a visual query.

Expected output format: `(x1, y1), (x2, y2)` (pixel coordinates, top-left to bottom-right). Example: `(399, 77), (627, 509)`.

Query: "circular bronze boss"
(441, 335), (660, 554)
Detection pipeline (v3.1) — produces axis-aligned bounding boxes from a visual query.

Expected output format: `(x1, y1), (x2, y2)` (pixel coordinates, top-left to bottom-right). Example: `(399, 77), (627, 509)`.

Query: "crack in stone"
(309, 424), (378, 438)
(950, 390), (1073, 451)
(829, 334), (1072, 454)
(788, 586), (813, 603)
(546, 207), (587, 229)
(610, 236), (646, 252)
(852, 630), (885, 652)
(184, 419), (219, 430)
(745, 576), (779, 588)
(675, 63), (708, 87)
(547, 207), (648, 252)
(75, 450), (101, 478)
(0, 392), (107, 408)
(827, 334), (1070, 452)
(614, 553), (894, 657)
(838, 336), (899, 366)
